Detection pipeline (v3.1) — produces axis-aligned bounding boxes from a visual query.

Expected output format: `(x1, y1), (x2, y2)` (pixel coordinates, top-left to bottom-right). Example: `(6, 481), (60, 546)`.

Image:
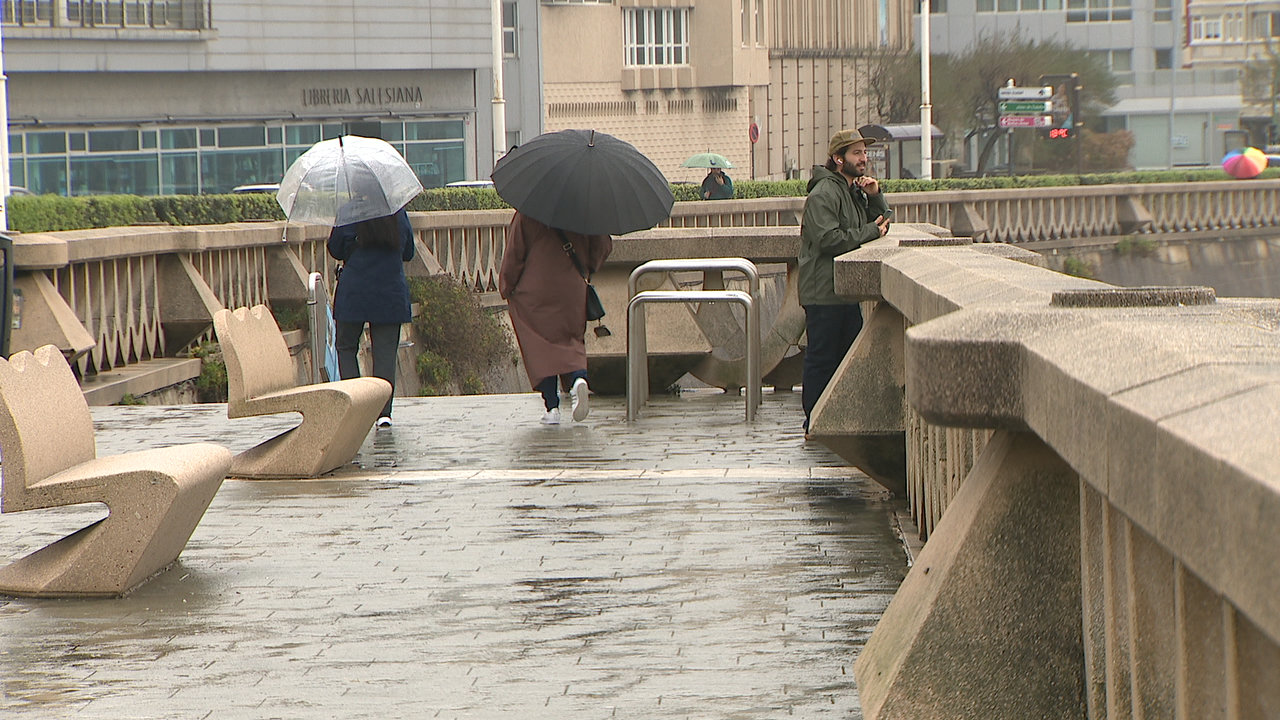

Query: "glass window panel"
(286, 125), (321, 145)
(218, 126), (266, 148)
(161, 153), (200, 195)
(406, 121), (465, 141)
(381, 123), (405, 142)
(976, 0), (994, 11)
(1043, 0), (1060, 9)
(141, 130), (158, 149)
(27, 132), (66, 155)
(10, 159), (25, 191)
(70, 154), (159, 196)
(322, 124), (343, 140)
(1112, 49), (1132, 71)
(162, 128), (198, 149)
(404, 141), (465, 189)
(1155, 48), (1173, 69)
(998, 0), (1017, 12)
(89, 130), (140, 153)
(69, 133), (87, 152)
(198, 149), (285, 195)
(9, 134), (22, 155)
(1020, 0), (1038, 10)
(27, 158), (67, 196)
(199, 129), (216, 147)
(267, 127), (283, 144)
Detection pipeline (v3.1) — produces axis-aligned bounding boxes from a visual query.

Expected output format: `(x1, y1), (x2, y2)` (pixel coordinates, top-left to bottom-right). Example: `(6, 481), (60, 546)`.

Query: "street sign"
(998, 115), (1053, 128)
(999, 101), (1052, 114)
(997, 86), (1053, 100)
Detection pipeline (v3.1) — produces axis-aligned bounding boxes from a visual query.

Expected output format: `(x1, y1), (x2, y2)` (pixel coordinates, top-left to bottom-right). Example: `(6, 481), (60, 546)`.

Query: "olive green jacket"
(799, 165), (889, 306)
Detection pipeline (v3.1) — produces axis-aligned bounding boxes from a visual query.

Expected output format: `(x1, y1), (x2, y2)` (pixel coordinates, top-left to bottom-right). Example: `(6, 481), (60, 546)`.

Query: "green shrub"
(190, 341), (229, 403)
(1063, 257), (1095, 279)
(272, 305), (307, 331)
(116, 393), (146, 406)
(1115, 236), (1157, 257)
(409, 275), (514, 395)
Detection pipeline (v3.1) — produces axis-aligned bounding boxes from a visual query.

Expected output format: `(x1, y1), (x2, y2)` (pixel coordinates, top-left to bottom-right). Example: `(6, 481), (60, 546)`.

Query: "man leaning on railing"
(798, 129), (891, 438)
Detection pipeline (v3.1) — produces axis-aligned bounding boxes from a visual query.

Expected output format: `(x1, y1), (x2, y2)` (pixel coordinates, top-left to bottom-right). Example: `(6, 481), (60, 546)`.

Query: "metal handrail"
(628, 257), (760, 299)
(627, 289), (760, 422)
(307, 272), (331, 384)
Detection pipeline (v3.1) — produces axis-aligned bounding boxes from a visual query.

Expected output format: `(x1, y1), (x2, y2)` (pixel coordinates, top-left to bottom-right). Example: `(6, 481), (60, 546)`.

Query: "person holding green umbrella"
(682, 152), (735, 200)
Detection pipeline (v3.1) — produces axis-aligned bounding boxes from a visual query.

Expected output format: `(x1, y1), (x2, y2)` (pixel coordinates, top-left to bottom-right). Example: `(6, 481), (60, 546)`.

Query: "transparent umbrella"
(276, 136), (424, 227)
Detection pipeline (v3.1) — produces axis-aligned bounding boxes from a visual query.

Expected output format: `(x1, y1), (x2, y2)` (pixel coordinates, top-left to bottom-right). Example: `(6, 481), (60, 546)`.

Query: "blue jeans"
(801, 304), (863, 430)
(535, 370), (588, 411)
(336, 321), (401, 419)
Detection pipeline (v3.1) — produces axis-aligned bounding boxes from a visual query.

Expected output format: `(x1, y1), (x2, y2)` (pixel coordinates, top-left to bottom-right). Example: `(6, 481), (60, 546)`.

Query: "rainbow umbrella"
(1222, 147), (1268, 179)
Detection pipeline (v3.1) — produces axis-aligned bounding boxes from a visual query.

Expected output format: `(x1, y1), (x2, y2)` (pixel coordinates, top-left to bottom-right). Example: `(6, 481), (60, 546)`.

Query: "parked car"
(444, 180), (494, 189)
(8, 186), (34, 196)
(231, 183), (281, 194)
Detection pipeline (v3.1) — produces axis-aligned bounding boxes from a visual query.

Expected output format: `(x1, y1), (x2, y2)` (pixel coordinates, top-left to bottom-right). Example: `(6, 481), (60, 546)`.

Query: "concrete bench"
(0, 345), (231, 598)
(214, 305), (390, 478)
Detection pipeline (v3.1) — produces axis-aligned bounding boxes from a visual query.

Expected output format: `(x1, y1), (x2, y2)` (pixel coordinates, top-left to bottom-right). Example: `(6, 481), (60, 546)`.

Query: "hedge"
(9, 167), (1279, 234)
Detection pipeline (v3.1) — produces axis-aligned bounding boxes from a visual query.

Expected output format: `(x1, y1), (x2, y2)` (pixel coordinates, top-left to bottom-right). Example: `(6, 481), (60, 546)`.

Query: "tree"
(861, 30), (1119, 175)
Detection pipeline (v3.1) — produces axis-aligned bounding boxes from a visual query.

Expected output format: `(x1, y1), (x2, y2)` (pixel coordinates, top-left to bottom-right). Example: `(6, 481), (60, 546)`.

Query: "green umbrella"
(681, 152), (734, 169)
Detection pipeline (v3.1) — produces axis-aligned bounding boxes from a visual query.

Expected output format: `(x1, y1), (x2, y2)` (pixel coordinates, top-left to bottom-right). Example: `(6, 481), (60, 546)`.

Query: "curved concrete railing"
(813, 235), (1280, 720)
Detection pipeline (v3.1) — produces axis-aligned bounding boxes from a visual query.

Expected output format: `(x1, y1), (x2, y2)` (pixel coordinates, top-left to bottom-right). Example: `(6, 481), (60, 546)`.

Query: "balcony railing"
(1, 0), (209, 29)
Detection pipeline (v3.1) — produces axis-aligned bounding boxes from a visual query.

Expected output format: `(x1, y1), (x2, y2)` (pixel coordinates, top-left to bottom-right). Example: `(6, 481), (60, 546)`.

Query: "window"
(502, 1), (518, 56)
(740, 0), (748, 45)
(1066, 0), (1130, 22)
(1191, 15), (1223, 42)
(624, 8), (690, 66)
(915, 0), (947, 11)
(754, 0), (763, 44)
(1271, 12), (1280, 38)
(1155, 48), (1173, 69)
(541, 0), (609, 4)
(1111, 49), (1131, 72)
(1154, 0), (1171, 22)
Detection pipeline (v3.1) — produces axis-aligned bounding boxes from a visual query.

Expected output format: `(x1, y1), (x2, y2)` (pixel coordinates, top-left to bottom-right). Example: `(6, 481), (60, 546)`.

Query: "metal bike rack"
(307, 272), (332, 383)
(628, 257), (760, 300)
(627, 289), (760, 422)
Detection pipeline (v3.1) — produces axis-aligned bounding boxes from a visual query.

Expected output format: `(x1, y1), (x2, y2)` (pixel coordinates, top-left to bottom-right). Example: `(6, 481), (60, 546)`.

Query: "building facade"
(922, 0), (1242, 169)
(1182, 0), (1280, 146)
(3, 0), (543, 196)
(536, 0), (911, 183)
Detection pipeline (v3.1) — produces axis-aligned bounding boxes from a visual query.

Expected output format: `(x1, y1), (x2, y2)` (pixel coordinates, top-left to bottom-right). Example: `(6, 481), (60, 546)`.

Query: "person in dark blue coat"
(327, 207), (415, 427)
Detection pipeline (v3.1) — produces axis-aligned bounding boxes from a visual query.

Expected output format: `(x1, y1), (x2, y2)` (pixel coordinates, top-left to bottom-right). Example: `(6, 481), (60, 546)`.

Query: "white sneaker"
(570, 378), (590, 422)
(376, 416), (392, 428)
(540, 408), (561, 425)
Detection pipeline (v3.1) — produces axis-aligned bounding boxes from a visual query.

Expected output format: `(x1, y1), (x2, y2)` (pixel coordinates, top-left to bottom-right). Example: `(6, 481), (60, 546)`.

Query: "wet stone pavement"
(0, 390), (907, 719)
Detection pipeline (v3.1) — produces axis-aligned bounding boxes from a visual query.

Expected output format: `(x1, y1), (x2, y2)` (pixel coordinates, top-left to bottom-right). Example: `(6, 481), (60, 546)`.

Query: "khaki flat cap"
(827, 129), (876, 157)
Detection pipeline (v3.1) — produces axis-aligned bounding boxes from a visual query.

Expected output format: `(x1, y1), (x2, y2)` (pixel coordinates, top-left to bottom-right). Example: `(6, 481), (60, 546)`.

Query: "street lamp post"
(920, 0), (933, 180)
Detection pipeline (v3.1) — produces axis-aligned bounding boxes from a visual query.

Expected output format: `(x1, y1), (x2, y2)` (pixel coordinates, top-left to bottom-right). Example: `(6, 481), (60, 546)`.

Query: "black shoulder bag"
(555, 229), (607, 322)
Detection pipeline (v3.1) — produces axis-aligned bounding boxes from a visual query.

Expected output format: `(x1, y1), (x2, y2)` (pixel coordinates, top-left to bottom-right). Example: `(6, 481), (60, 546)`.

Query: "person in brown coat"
(499, 211), (613, 425)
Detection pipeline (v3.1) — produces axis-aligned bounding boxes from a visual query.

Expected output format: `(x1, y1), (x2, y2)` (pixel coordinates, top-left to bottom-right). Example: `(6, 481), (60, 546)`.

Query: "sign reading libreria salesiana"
(303, 86), (425, 107)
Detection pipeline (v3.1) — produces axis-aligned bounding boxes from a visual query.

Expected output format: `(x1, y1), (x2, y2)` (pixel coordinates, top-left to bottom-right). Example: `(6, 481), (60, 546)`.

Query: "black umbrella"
(491, 129), (674, 235)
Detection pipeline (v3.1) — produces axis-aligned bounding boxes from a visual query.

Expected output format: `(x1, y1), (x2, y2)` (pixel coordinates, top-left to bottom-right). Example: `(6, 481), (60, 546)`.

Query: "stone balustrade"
(9, 179), (1280, 404)
(817, 235), (1280, 719)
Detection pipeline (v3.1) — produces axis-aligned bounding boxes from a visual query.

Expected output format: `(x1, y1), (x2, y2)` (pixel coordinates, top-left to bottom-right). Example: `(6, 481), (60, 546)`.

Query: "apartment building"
(923, 0), (1242, 169)
(1182, 0), (1280, 145)
(2, 0), (543, 196)
(536, 0), (910, 183)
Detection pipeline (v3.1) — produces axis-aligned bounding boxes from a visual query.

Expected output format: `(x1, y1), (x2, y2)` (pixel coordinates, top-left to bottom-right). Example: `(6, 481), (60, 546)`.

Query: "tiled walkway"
(0, 390), (906, 719)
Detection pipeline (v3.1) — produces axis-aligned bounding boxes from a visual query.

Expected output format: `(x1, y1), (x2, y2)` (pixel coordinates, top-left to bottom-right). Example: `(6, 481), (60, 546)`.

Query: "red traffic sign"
(748, 122), (760, 144)
(998, 115), (1053, 128)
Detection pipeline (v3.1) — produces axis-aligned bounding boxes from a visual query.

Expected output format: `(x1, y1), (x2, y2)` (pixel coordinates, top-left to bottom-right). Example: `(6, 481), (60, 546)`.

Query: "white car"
(444, 180), (494, 189)
(231, 183), (281, 194)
